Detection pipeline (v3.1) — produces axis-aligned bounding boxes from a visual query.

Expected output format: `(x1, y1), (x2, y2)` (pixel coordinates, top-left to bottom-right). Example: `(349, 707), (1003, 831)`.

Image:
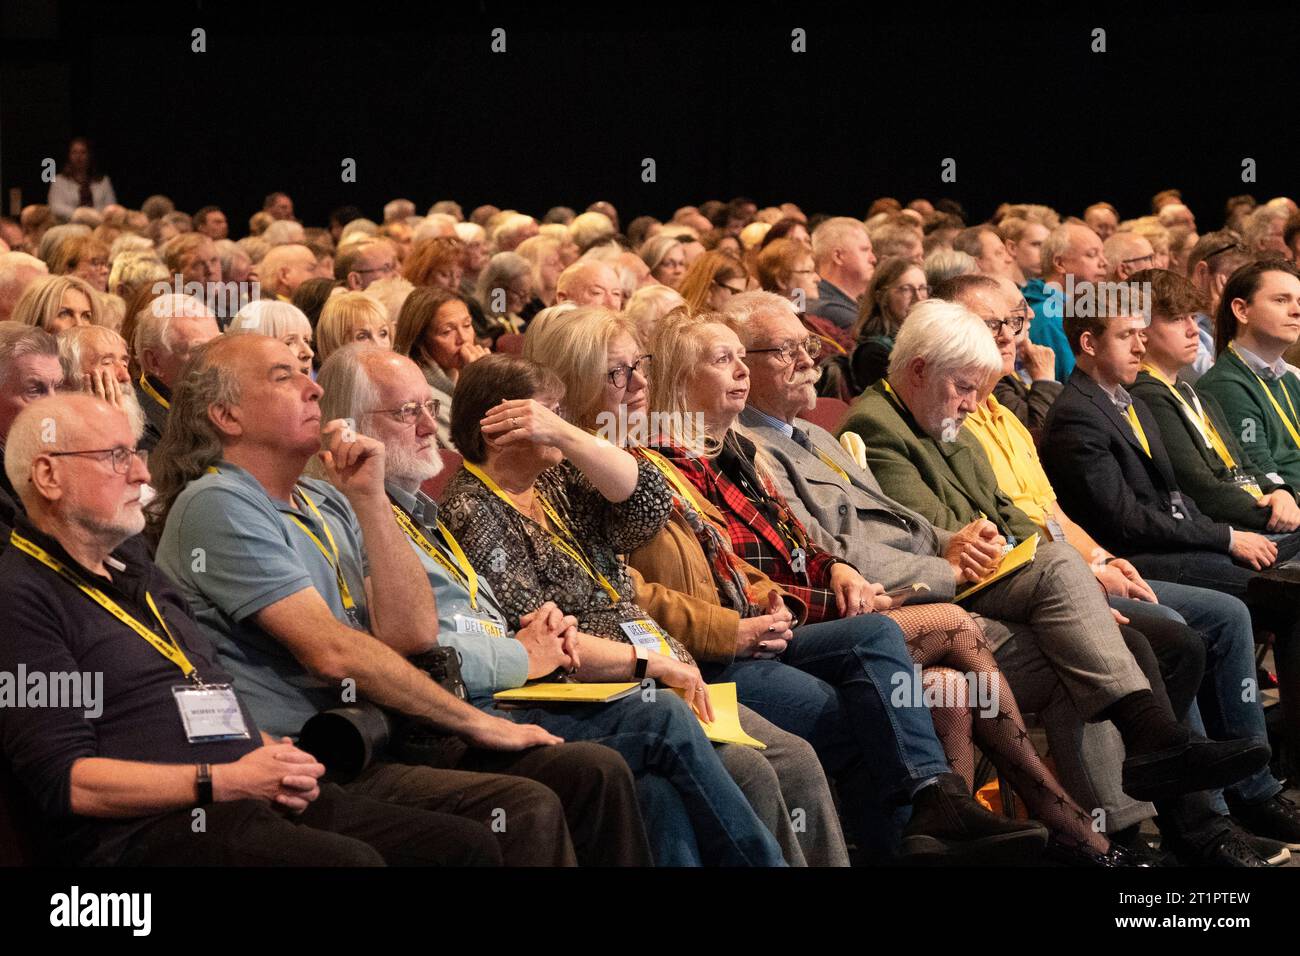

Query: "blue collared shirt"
(745, 405), (795, 438)
(1183, 312), (1216, 384)
(1232, 341), (1290, 381)
(386, 481), (527, 698)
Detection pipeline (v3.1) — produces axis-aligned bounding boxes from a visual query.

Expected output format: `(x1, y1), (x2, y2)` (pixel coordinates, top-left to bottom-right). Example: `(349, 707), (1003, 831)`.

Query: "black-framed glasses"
(607, 355), (652, 388)
(985, 315), (1026, 335)
(1122, 254), (1156, 269)
(46, 445), (146, 475)
(893, 283), (930, 298)
(746, 336), (823, 365)
(369, 399), (441, 424)
(355, 262), (397, 276)
(713, 279), (747, 296)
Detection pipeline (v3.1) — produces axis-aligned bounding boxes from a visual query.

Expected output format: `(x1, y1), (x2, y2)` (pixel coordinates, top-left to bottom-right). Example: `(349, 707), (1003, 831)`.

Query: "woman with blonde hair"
(12, 273), (99, 332)
(523, 306), (850, 865)
(642, 309), (1124, 864)
(48, 234), (111, 292)
(637, 234), (687, 289)
(622, 285), (685, 344)
(314, 289), (391, 364)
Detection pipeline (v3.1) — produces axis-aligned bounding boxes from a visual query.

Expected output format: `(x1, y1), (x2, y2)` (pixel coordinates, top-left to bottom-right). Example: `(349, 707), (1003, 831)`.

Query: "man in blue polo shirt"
(0, 394), (499, 865)
(1024, 221), (1110, 382)
(312, 344), (793, 867)
(150, 333), (655, 867)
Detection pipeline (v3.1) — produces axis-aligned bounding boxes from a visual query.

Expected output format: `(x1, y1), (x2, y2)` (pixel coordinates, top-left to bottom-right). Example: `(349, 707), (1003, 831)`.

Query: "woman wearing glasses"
(677, 251), (751, 315)
(638, 308), (1138, 865)
(438, 318), (832, 865)
(519, 306), (849, 865)
(850, 256), (930, 391)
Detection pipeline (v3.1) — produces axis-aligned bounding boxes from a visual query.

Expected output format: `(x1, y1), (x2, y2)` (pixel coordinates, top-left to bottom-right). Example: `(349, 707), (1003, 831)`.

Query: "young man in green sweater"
(1196, 260), (1300, 491)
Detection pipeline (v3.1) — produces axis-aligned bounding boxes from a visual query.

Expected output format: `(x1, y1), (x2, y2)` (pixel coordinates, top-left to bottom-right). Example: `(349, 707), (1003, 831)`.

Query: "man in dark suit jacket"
(1041, 300), (1300, 806)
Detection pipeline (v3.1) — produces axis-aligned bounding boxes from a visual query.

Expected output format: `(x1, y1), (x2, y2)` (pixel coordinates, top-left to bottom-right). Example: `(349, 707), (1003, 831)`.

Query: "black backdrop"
(1, 0), (1295, 231)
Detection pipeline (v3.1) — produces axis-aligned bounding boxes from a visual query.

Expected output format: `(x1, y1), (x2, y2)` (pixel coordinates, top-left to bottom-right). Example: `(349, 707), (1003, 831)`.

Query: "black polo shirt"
(0, 513), (262, 865)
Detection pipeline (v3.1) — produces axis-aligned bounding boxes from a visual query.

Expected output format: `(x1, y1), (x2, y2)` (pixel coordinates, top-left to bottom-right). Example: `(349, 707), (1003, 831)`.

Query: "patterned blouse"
(439, 453), (695, 662)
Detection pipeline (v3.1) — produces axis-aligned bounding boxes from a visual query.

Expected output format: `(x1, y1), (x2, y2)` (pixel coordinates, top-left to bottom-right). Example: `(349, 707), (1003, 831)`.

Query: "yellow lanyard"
(463, 461), (622, 603)
(389, 499), (479, 611)
(1124, 404), (1152, 458)
(11, 530), (199, 682)
(639, 447), (704, 508)
(137, 373), (170, 410)
(1142, 365), (1239, 469)
(1229, 343), (1300, 450)
(287, 487), (358, 612)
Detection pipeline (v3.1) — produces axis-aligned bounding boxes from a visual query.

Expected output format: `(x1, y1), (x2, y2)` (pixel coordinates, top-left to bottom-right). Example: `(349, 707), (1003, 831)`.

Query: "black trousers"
(118, 782), (500, 866)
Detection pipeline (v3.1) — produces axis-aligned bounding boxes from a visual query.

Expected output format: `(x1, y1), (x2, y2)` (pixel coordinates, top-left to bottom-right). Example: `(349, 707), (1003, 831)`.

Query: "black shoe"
(1122, 737), (1271, 802)
(1228, 792), (1300, 850)
(1167, 823), (1274, 867)
(1239, 830), (1291, 866)
(899, 773), (1049, 865)
(1045, 836), (1154, 867)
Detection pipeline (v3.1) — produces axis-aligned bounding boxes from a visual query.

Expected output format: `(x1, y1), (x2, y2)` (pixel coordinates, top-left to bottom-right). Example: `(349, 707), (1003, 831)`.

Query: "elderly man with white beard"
(57, 325), (148, 442)
(311, 344), (794, 866)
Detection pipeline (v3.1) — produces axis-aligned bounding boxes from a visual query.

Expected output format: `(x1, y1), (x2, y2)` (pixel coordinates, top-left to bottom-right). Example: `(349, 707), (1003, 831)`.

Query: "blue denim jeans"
(701, 612), (951, 856)
(474, 690), (785, 866)
(1143, 580), (1278, 804)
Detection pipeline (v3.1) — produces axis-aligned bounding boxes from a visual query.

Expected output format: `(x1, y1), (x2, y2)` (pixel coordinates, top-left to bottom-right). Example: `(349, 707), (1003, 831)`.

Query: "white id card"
(454, 613), (505, 638)
(172, 684), (251, 742)
(620, 619), (666, 647)
(1044, 512), (1066, 543)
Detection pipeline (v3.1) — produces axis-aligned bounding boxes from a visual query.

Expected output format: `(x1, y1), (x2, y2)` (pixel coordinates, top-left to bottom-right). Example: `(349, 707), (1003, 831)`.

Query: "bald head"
(1103, 232), (1155, 281)
(0, 252), (48, 323)
(259, 243), (317, 299)
(555, 261), (623, 309)
(6, 393), (147, 544)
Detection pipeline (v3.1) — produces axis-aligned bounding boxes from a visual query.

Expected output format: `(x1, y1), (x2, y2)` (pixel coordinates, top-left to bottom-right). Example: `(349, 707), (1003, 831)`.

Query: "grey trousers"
(966, 540), (1150, 717)
(964, 542), (1158, 834)
(718, 705), (851, 867)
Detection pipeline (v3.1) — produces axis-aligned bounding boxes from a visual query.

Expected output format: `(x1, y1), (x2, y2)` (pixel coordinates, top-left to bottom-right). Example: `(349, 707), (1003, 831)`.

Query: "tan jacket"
(627, 465), (805, 665)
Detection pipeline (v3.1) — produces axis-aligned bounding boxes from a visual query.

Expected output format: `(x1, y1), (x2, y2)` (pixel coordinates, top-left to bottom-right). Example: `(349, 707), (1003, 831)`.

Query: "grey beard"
(386, 442), (443, 485)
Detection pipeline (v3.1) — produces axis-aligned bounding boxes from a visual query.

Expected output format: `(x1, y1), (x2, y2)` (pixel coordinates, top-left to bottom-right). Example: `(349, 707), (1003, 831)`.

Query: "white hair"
(134, 293), (215, 358)
(568, 211), (615, 251)
(412, 214), (458, 245)
(721, 290), (798, 346)
(923, 248), (978, 288)
(228, 299), (310, 339)
(263, 219), (306, 246)
(888, 299), (1002, 382)
(108, 233), (153, 263)
(811, 217), (869, 266)
(624, 285), (685, 341)
(340, 218), (379, 241)
(453, 222), (486, 244)
(476, 252), (532, 314)
(363, 275), (415, 324)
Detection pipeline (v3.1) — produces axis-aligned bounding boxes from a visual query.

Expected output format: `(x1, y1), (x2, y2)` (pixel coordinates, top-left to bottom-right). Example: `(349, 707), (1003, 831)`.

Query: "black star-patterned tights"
(883, 604), (1110, 855)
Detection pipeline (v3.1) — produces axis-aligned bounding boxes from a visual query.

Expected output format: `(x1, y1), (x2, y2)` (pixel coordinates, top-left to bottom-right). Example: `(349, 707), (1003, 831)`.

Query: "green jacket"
(1129, 369), (1288, 530)
(837, 381), (1040, 544)
(1196, 346), (1300, 489)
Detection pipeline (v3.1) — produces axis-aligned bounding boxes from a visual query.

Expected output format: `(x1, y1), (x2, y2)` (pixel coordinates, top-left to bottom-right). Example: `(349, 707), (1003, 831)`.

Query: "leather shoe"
(1122, 737), (1271, 802)
(899, 773), (1049, 864)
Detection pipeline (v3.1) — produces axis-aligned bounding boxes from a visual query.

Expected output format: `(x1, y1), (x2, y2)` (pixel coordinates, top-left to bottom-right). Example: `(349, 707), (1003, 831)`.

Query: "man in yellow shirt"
(937, 271), (1300, 861)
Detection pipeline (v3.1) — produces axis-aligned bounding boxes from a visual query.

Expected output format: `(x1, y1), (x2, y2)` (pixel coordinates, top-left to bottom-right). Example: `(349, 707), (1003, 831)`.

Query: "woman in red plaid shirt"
(641, 309), (1132, 866)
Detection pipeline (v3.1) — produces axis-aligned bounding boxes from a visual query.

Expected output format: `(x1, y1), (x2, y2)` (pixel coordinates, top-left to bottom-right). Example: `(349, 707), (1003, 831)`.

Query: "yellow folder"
(955, 533), (1039, 603)
(493, 682), (641, 703)
(669, 682), (767, 750)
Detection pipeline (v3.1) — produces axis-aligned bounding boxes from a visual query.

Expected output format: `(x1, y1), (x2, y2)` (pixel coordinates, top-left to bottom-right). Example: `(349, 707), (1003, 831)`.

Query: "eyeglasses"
(46, 445), (146, 475)
(355, 262), (397, 276)
(369, 399), (442, 424)
(713, 279), (747, 296)
(607, 355), (652, 388)
(1121, 254), (1156, 269)
(984, 315), (1026, 335)
(746, 336), (823, 365)
(893, 284), (930, 298)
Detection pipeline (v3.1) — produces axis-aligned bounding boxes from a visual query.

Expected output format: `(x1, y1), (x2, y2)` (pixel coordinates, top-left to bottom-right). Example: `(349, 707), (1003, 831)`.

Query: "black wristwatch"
(195, 763), (213, 806)
(633, 645), (650, 681)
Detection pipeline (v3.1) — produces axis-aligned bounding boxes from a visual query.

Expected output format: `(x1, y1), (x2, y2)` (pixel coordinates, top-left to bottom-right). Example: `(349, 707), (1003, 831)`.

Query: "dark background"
(0, 0), (1293, 232)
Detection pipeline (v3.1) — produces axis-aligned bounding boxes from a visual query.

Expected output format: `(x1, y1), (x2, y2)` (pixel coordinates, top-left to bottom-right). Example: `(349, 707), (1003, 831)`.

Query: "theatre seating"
(421, 449), (463, 502)
(803, 396), (850, 434)
(495, 333), (524, 355)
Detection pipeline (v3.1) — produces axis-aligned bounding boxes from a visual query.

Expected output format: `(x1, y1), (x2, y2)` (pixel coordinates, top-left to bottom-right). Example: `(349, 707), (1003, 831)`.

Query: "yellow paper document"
(493, 682), (641, 704)
(954, 533), (1039, 603)
(670, 682), (766, 750)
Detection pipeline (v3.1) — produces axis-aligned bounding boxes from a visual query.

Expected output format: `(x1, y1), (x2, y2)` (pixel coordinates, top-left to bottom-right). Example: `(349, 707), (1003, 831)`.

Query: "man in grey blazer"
(724, 291), (1269, 845)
